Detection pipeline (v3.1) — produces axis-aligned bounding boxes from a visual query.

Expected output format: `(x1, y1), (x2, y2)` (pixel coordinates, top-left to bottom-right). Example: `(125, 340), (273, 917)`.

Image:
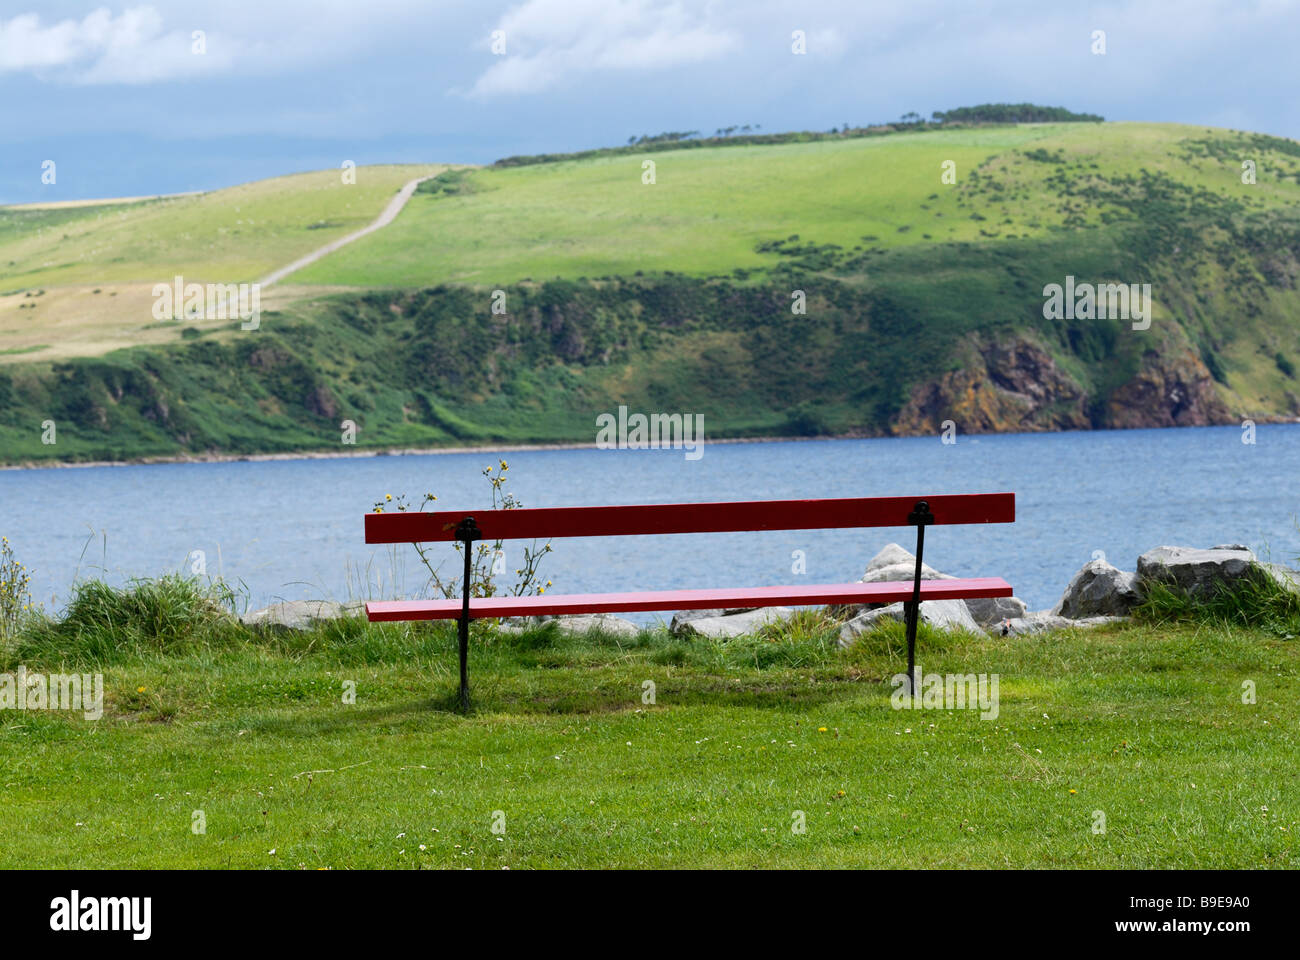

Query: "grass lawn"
(2, 600), (1295, 869)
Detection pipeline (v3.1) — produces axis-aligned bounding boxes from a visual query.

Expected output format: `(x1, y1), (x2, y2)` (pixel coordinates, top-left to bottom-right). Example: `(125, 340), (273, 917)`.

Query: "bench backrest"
(365, 493), (1015, 543)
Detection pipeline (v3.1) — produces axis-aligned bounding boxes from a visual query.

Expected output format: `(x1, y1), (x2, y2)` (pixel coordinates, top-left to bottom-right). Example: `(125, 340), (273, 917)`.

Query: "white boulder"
(1137, 545), (1257, 596)
(241, 600), (356, 630)
(677, 607), (797, 639)
(995, 612), (1126, 636)
(838, 598), (980, 647)
(966, 595), (1029, 626)
(534, 614), (640, 638)
(1053, 558), (1142, 618)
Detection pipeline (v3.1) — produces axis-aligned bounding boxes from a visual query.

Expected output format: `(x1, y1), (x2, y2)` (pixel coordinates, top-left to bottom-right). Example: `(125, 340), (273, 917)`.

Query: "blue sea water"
(1, 424), (1296, 620)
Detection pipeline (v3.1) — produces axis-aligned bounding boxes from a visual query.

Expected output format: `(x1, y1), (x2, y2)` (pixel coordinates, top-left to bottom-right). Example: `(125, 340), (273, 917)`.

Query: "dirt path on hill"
(256, 173), (436, 287)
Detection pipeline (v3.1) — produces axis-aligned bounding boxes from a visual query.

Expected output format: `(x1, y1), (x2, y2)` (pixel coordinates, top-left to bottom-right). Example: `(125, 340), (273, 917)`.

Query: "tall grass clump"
(1136, 565), (1300, 637)
(5, 575), (243, 669)
(0, 535), (35, 639)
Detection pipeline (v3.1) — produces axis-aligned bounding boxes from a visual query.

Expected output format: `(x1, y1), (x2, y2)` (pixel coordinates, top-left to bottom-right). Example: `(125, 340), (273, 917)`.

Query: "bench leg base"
(904, 600), (918, 697)
(457, 615), (470, 712)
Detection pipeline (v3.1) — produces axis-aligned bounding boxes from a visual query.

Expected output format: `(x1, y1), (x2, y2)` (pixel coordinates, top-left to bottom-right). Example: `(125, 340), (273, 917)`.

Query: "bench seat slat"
(365, 577), (1012, 622)
(365, 493), (1015, 544)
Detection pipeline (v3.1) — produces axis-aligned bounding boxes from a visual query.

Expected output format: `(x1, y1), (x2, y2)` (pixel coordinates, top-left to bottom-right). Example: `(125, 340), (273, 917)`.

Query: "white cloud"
(0, 6), (233, 83)
(804, 27), (846, 59)
(466, 0), (740, 96)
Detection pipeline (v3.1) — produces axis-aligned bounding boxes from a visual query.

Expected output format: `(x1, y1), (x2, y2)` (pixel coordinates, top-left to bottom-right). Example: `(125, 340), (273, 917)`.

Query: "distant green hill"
(1, 123), (1299, 465)
(0, 164), (445, 365)
(290, 122), (1300, 286)
(0, 164), (444, 290)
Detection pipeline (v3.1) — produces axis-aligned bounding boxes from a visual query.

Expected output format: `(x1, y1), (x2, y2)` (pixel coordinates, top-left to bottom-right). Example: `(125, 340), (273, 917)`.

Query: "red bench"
(365, 493), (1015, 709)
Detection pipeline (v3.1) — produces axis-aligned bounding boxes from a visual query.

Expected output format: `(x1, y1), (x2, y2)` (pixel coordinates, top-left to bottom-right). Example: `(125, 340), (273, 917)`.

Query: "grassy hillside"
(0, 243), (1292, 465)
(293, 126), (1057, 285)
(2, 123), (1300, 464)
(291, 123), (1300, 287)
(0, 165), (443, 362)
(0, 164), (444, 289)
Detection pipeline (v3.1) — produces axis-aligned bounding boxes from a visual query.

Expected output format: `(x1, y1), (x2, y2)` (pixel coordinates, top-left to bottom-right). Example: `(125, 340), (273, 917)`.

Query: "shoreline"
(2, 418), (1297, 471)
(0, 434), (837, 471)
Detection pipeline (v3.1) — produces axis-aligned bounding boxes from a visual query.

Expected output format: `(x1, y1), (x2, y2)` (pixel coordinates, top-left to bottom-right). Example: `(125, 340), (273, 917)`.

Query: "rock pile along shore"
(240, 544), (1297, 642)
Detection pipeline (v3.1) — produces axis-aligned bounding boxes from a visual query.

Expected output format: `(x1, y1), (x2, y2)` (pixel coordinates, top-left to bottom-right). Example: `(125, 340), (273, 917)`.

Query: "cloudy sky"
(2, 0), (1298, 203)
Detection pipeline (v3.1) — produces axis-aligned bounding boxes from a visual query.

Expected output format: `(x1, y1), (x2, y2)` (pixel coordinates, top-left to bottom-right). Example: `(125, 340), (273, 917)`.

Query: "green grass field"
(291, 123), (1300, 287)
(1, 577), (1297, 869)
(0, 165), (445, 365)
(7, 124), (1297, 297)
(0, 165), (445, 290)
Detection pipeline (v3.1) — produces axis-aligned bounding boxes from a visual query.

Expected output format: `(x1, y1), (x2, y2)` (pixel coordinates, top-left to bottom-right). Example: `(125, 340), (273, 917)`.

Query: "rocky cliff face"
(1105, 345), (1232, 428)
(891, 334), (1232, 435)
(892, 336), (1090, 434)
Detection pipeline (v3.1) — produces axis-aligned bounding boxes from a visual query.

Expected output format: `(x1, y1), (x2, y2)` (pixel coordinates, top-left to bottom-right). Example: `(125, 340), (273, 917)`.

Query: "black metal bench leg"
(457, 612), (470, 712)
(905, 599), (918, 697)
(906, 501), (935, 698)
(455, 516), (481, 712)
